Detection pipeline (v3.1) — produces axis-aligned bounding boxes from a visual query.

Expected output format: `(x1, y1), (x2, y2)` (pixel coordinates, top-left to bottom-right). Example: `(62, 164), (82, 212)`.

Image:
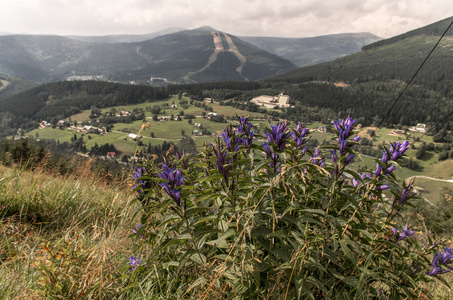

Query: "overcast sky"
(0, 0), (452, 38)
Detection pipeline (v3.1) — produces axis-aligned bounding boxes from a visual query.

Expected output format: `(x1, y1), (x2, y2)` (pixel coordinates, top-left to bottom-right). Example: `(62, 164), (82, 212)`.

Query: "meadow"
(2, 117), (453, 299)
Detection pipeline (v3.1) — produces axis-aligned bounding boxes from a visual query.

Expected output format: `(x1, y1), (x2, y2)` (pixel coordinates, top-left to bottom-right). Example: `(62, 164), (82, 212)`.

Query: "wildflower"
(237, 117), (254, 147)
(132, 166), (150, 193)
(333, 116), (357, 155)
(375, 184), (390, 191)
(262, 142), (281, 174)
(265, 121), (289, 150)
(427, 247), (453, 276)
(212, 142), (233, 186)
(175, 150), (190, 169)
(128, 256), (143, 272)
(159, 162), (185, 206)
(389, 140), (410, 161)
(309, 148), (325, 166)
(293, 122), (309, 147)
(392, 224), (416, 241)
(391, 179), (414, 209)
(132, 224), (144, 239)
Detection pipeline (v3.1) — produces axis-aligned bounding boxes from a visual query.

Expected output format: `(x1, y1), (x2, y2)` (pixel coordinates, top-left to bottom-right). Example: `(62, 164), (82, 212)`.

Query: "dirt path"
(408, 175), (453, 183)
(0, 79), (10, 91)
(183, 31), (224, 82)
(223, 33), (248, 81)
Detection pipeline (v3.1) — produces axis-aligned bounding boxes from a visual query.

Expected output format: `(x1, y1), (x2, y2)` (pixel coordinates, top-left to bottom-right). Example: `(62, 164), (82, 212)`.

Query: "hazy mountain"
(266, 16), (453, 95)
(0, 28), (296, 84)
(241, 32), (382, 67)
(66, 27), (186, 43)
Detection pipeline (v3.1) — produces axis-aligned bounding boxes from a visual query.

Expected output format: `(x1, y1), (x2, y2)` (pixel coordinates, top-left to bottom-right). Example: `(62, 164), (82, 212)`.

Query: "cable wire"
(376, 20), (453, 130)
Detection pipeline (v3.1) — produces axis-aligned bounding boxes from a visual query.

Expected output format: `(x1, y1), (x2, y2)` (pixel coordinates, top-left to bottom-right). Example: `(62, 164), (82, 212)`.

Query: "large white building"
(250, 93), (290, 108)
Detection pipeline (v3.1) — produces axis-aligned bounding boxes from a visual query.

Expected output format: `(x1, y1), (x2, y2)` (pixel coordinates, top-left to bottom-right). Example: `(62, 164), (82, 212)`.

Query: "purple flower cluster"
(391, 224), (416, 241)
(212, 142), (233, 186)
(128, 256), (143, 271)
(221, 125), (242, 152)
(262, 142), (281, 174)
(159, 162), (185, 206)
(391, 179), (414, 209)
(292, 122), (310, 148)
(375, 141), (410, 178)
(333, 116), (357, 155)
(309, 148), (325, 167)
(132, 167), (151, 193)
(265, 121), (290, 150)
(237, 117), (254, 147)
(175, 150), (190, 169)
(427, 247), (453, 276)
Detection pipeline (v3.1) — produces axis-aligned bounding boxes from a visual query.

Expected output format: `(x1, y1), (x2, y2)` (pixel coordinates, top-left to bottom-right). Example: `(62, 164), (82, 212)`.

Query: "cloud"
(0, 0), (451, 38)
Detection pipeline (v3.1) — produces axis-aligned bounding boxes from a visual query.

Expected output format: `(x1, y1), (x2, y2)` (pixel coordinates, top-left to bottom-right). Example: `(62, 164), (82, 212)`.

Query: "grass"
(0, 164), (141, 298)
(0, 158), (452, 298)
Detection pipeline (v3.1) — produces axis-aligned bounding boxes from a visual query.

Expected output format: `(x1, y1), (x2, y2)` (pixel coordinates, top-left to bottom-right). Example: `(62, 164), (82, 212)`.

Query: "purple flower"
(159, 162), (185, 206)
(344, 153), (355, 166)
(330, 150), (337, 164)
(237, 117), (254, 147)
(352, 178), (360, 187)
(265, 121), (289, 150)
(361, 173), (371, 180)
(132, 224), (144, 239)
(128, 256), (143, 271)
(427, 247), (453, 276)
(392, 224), (416, 241)
(389, 141), (410, 161)
(383, 165), (396, 175)
(375, 163), (382, 178)
(293, 122), (310, 147)
(309, 148), (324, 166)
(176, 150), (190, 169)
(132, 167), (151, 193)
(212, 142), (233, 186)
(391, 179), (414, 209)
(375, 184), (390, 191)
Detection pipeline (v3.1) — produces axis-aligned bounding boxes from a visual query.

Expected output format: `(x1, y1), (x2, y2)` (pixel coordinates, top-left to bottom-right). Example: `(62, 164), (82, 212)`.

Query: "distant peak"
(194, 26), (216, 32)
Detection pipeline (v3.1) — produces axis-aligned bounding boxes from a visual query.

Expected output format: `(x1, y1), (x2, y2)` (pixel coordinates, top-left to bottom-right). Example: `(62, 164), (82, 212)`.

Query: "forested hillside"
(0, 81), (167, 136)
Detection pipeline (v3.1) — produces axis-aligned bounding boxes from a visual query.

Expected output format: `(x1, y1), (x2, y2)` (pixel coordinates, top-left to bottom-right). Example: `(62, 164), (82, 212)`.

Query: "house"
(408, 123), (427, 133)
(106, 152), (116, 158)
(174, 115), (181, 121)
(171, 104), (178, 109)
(203, 98), (214, 103)
(128, 133), (138, 140)
(120, 111), (131, 117)
(194, 123), (201, 127)
(250, 93), (291, 109)
(158, 116), (169, 121)
(57, 120), (65, 127)
(207, 112), (218, 117)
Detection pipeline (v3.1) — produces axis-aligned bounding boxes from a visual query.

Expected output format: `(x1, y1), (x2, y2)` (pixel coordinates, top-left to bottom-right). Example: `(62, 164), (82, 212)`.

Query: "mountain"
(241, 32), (382, 67)
(0, 29), (296, 84)
(260, 16), (453, 126)
(66, 27), (186, 43)
(0, 73), (40, 100)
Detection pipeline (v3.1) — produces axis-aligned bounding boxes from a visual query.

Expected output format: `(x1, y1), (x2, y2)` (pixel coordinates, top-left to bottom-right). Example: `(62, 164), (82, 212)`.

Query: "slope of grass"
(0, 165), (140, 298)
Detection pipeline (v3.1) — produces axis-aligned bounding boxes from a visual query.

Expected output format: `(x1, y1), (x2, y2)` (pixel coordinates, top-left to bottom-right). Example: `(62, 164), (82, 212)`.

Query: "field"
(23, 97), (453, 204)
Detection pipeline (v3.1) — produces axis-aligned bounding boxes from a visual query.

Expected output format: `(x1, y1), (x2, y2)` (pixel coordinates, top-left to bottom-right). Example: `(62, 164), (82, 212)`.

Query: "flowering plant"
(128, 116), (448, 299)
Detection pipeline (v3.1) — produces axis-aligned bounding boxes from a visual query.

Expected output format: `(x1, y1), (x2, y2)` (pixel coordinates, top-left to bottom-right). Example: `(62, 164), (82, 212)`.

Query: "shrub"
(127, 117), (450, 299)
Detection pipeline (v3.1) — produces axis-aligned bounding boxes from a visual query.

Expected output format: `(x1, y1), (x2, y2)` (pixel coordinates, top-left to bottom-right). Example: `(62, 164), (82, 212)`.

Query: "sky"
(0, 0), (452, 38)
